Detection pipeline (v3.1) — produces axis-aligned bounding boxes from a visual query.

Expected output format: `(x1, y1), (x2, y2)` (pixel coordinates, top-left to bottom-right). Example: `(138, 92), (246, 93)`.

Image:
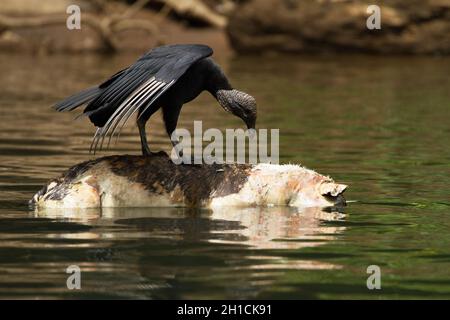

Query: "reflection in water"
(210, 207), (346, 271)
(29, 205), (346, 297)
(35, 207), (345, 249)
(35, 205), (345, 252)
(210, 207), (345, 249)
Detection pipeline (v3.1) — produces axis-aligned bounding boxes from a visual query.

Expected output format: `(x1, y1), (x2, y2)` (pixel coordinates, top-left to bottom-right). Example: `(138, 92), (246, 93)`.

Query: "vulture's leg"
(162, 105), (183, 156)
(137, 105), (161, 156)
(137, 118), (153, 156)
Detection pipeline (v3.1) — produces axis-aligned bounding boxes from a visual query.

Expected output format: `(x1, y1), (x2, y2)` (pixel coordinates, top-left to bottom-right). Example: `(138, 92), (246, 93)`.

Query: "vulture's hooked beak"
(246, 117), (256, 130)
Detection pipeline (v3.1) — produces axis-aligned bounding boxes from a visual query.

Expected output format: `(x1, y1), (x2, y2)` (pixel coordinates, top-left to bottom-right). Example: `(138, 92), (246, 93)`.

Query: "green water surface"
(0, 52), (449, 299)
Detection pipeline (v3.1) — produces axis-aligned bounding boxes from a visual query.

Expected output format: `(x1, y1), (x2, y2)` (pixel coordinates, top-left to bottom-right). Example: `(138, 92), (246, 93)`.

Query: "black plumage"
(55, 44), (257, 155)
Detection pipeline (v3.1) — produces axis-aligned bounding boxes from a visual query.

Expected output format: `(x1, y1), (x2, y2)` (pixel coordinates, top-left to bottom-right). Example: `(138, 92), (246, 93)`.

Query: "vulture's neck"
(202, 58), (233, 96)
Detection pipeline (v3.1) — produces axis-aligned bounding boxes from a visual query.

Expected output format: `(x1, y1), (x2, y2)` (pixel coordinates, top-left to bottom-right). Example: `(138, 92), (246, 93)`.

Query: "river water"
(0, 52), (449, 299)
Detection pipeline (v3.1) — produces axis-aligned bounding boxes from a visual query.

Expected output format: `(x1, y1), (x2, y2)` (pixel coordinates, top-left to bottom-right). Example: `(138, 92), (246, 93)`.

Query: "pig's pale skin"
(31, 155), (347, 209)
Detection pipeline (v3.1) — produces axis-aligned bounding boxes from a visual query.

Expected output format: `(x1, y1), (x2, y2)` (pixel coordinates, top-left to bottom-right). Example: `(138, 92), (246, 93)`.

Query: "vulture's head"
(217, 89), (257, 129)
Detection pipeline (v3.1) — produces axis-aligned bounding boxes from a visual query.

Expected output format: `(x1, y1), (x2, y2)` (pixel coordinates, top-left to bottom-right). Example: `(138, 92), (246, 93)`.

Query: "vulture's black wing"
(54, 44), (213, 152)
(89, 44), (213, 152)
(54, 68), (128, 112)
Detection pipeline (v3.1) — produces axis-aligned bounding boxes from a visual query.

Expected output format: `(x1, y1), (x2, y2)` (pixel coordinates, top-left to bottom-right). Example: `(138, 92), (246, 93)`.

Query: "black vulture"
(54, 44), (257, 155)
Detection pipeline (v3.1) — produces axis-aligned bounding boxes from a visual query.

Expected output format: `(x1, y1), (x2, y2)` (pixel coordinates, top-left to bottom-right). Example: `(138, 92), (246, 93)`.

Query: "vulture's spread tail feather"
(54, 86), (101, 112)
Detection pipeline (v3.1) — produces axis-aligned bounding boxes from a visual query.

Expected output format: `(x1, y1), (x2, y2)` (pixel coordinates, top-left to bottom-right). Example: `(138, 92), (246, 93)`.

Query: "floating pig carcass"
(31, 154), (347, 209)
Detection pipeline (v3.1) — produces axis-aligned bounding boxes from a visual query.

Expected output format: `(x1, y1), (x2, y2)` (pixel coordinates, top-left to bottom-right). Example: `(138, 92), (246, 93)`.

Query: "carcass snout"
(320, 182), (348, 207)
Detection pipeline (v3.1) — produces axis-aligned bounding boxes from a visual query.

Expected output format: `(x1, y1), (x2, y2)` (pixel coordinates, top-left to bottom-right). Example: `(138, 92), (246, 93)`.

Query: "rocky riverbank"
(1, 0), (448, 55)
(227, 0), (450, 55)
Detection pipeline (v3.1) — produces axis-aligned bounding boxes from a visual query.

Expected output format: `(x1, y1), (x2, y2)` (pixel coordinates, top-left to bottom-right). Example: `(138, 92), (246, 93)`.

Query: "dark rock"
(227, 0), (450, 54)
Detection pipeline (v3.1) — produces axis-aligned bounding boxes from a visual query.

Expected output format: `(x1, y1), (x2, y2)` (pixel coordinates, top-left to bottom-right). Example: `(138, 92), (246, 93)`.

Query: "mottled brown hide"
(106, 153), (252, 206)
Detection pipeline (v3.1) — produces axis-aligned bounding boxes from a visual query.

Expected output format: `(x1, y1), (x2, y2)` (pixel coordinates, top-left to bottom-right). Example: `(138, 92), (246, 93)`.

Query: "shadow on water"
(0, 53), (449, 298)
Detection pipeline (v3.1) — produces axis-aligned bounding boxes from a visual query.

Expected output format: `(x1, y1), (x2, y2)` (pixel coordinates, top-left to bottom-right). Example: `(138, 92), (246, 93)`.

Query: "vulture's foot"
(142, 149), (168, 157)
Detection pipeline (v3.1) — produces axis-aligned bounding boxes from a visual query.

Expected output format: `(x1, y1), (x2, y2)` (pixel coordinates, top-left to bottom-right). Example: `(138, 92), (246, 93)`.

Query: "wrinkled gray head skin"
(217, 89), (257, 129)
